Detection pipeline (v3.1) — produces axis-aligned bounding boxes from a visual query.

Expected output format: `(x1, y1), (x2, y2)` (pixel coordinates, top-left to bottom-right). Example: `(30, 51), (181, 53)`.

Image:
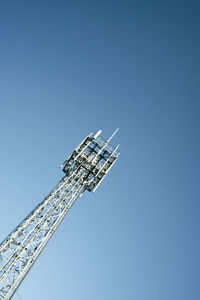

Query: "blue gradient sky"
(0, 1), (200, 299)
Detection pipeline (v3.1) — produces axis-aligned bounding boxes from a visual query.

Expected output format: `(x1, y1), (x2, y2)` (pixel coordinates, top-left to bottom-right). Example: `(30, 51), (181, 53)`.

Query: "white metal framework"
(0, 130), (119, 300)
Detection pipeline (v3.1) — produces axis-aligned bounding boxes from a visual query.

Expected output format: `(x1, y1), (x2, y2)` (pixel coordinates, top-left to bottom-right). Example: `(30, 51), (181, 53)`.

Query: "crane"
(0, 130), (120, 299)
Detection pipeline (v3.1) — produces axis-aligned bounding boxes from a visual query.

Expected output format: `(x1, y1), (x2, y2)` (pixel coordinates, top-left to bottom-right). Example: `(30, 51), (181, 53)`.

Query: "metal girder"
(0, 130), (119, 299)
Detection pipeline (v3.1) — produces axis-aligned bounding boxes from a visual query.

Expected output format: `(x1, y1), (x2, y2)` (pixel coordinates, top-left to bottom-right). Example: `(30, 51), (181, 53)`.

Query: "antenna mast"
(0, 130), (119, 299)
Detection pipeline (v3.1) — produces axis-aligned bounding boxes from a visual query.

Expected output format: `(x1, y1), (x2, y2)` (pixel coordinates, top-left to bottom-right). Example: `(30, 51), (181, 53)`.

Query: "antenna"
(0, 130), (120, 300)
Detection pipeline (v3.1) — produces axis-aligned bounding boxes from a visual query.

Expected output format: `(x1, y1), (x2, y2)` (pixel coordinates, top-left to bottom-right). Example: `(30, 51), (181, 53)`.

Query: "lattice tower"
(0, 130), (119, 299)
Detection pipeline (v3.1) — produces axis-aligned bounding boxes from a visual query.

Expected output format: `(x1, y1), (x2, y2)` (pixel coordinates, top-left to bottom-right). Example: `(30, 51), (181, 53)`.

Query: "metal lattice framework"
(0, 130), (119, 299)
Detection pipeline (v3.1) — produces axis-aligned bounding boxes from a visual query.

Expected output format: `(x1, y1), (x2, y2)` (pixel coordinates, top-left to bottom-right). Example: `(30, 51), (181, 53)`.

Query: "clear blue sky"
(0, 1), (199, 299)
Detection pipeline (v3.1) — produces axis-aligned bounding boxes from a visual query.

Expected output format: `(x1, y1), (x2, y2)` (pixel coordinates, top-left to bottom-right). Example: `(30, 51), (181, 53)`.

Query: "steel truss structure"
(0, 130), (119, 299)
